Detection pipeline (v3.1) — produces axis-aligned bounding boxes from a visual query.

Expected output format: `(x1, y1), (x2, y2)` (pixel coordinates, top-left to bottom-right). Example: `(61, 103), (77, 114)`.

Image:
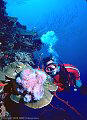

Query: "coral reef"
(15, 52), (34, 66)
(0, 0), (42, 68)
(0, 1), (43, 116)
(0, 0), (7, 19)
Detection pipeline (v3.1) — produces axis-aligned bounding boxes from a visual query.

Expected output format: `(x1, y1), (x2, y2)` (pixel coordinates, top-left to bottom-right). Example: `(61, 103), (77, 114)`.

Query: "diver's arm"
(64, 64), (82, 87)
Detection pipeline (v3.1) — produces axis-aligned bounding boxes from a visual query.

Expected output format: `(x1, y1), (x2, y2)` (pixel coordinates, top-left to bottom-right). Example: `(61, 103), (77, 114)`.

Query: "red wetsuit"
(53, 64), (80, 92)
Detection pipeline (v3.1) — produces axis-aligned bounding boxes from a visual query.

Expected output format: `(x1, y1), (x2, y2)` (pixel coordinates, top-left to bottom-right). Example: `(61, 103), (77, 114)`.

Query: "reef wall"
(0, 0), (42, 68)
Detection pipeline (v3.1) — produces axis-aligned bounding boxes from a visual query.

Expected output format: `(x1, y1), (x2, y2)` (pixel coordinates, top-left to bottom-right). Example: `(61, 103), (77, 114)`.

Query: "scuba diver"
(43, 56), (82, 92)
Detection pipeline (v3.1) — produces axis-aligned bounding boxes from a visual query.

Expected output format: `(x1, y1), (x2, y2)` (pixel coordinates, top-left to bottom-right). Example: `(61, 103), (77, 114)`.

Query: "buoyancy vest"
(53, 64), (69, 91)
(53, 64), (80, 92)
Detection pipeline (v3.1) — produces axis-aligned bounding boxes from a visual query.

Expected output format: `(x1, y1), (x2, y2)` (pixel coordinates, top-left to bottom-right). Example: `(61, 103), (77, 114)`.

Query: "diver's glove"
(76, 80), (82, 88)
(71, 80), (82, 92)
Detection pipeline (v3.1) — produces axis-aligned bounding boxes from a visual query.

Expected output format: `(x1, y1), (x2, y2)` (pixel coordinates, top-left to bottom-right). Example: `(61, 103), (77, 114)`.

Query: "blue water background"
(6, 0), (87, 119)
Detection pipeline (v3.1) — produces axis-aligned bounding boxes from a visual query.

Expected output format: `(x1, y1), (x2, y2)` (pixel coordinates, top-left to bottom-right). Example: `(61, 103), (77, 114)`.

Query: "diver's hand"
(76, 80), (82, 88)
(73, 80), (82, 92)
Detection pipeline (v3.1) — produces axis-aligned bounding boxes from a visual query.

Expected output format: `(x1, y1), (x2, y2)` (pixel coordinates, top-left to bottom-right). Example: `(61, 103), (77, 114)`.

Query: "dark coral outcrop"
(0, 0), (42, 67)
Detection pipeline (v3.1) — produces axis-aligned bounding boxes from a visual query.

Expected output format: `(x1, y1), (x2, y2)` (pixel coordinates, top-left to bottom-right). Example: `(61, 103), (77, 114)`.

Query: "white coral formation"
(16, 68), (47, 103)
(15, 52), (34, 65)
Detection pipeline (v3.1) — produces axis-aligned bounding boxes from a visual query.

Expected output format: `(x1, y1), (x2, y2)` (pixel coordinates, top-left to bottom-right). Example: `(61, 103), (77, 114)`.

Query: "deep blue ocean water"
(5, 0), (87, 119)
(6, 0), (87, 85)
